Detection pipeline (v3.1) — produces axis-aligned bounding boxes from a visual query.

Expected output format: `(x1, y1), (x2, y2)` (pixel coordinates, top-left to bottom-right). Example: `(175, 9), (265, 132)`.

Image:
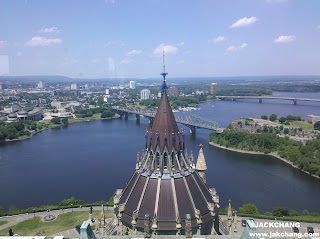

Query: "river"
(0, 92), (319, 213)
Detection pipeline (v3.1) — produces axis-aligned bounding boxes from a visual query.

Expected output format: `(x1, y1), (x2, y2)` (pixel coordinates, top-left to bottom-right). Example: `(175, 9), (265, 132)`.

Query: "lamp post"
(71, 204), (73, 212)
(33, 209), (36, 218)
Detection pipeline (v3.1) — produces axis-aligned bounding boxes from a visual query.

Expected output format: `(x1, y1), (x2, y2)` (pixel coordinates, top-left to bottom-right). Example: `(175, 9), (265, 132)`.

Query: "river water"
(0, 92), (319, 213)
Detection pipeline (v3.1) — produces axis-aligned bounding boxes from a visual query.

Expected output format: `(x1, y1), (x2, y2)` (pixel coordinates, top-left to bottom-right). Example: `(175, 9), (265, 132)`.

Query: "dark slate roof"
(146, 90), (184, 153)
(119, 173), (214, 231)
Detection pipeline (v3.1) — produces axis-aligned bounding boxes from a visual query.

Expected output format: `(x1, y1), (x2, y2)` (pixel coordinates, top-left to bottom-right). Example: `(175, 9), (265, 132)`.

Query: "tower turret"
(196, 144), (207, 183)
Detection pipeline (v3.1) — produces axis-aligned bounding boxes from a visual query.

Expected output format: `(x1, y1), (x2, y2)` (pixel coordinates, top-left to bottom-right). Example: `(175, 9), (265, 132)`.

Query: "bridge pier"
(119, 113), (123, 119)
(232, 98), (236, 102)
(124, 112), (129, 120)
(258, 99), (262, 103)
(136, 114), (140, 122)
(190, 126), (196, 134)
(293, 100), (297, 105)
(149, 118), (154, 128)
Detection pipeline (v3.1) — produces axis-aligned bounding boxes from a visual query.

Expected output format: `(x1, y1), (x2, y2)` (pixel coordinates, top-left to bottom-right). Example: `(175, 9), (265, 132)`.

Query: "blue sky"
(0, 0), (320, 78)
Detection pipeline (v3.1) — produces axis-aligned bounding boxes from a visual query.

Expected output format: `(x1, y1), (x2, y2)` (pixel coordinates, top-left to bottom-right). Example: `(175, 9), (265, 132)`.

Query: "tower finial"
(160, 51), (168, 94)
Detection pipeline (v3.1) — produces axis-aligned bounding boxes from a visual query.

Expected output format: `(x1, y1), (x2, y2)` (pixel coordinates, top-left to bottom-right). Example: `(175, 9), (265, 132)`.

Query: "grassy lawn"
(0, 211), (113, 236)
(288, 121), (314, 130)
(0, 221), (8, 226)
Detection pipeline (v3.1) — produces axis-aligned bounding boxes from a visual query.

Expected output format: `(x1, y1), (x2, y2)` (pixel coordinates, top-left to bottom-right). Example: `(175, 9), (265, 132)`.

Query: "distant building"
(195, 90), (205, 95)
(37, 80), (45, 89)
(84, 84), (89, 91)
(105, 89), (110, 95)
(71, 83), (78, 90)
(39, 98), (47, 104)
(103, 95), (113, 104)
(157, 91), (162, 98)
(210, 83), (217, 94)
(306, 115), (320, 124)
(0, 83), (7, 90)
(168, 86), (180, 97)
(129, 81), (136, 89)
(140, 89), (150, 100)
(30, 100), (39, 105)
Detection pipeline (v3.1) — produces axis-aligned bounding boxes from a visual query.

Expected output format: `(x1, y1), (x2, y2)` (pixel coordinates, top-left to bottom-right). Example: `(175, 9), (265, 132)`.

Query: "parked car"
(307, 227), (314, 233)
(242, 220), (246, 227)
(293, 227), (299, 233)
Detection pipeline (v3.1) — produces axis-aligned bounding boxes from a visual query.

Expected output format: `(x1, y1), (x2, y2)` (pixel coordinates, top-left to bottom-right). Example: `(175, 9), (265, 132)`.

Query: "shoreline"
(209, 142), (320, 180)
(1, 115), (119, 144)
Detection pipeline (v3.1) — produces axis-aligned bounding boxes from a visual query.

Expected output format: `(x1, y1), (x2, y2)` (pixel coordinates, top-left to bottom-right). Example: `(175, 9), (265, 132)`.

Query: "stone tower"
(196, 144), (207, 183)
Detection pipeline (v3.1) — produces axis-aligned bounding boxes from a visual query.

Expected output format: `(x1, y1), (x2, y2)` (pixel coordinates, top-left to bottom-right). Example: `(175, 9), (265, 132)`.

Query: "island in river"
(209, 117), (320, 179)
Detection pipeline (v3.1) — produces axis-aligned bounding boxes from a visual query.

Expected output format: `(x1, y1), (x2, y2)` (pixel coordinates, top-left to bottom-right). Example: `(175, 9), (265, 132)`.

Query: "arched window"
(164, 153), (168, 170)
(171, 152), (175, 169)
(156, 152), (160, 169)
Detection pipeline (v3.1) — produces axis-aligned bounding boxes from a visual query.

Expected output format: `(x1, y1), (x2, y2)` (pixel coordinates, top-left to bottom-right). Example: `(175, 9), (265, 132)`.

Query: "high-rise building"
(37, 80), (45, 89)
(71, 83), (78, 90)
(168, 86), (180, 97)
(210, 83), (217, 94)
(103, 95), (113, 103)
(140, 89), (150, 100)
(84, 84), (89, 91)
(129, 81), (136, 89)
(105, 89), (110, 95)
(113, 57), (220, 236)
(0, 83), (6, 90)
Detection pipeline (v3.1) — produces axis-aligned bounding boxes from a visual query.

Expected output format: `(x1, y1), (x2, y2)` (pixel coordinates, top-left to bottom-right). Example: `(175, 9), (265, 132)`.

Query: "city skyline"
(0, 0), (320, 78)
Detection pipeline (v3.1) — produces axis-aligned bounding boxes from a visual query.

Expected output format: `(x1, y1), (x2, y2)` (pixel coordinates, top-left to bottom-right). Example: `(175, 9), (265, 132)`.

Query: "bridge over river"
(111, 106), (222, 134)
(216, 96), (320, 105)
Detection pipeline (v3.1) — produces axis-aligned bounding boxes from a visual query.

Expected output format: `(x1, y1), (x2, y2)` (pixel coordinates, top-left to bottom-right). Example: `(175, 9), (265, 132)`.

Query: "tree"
(279, 117), (286, 124)
(261, 115), (268, 120)
(239, 203), (259, 215)
(269, 114), (277, 121)
(284, 128), (289, 134)
(302, 209), (309, 216)
(51, 117), (61, 124)
(314, 121), (320, 130)
(101, 110), (115, 118)
(272, 207), (289, 217)
(289, 209), (299, 216)
(62, 118), (69, 124)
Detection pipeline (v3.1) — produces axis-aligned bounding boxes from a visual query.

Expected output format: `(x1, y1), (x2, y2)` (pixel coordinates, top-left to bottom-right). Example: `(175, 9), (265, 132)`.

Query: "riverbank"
(1, 114), (120, 144)
(209, 142), (320, 180)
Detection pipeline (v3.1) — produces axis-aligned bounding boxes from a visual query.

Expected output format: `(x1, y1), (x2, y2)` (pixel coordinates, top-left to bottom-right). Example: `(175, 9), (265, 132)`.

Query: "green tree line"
(210, 129), (320, 176)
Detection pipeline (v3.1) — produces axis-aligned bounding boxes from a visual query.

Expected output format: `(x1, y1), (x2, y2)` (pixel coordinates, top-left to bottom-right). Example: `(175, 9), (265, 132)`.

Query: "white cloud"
(39, 27), (60, 34)
(0, 41), (9, 48)
(274, 35), (296, 43)
(105, 0), (115, 3)
(213, 36), (226, 43)
(120, 58), (135, 64)
(25, 36), (62, 47)
(230, 17), (258, 28)
(153, 43), (178, 56)
(16, 51), (22, 57)
(177, 42), (185, 46)
(225, 43), (247, 54)
(127, 50), (143, 56)
(317, 25), (320, 30)
(176, 60), (184, 64)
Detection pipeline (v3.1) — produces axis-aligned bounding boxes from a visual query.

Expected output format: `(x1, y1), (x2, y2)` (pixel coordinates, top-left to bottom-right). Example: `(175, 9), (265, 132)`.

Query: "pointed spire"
(196, 144), (207, 171)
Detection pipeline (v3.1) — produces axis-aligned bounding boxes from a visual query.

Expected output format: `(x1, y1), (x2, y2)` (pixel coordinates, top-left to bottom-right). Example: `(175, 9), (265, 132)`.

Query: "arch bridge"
(112, 106), (222, 134)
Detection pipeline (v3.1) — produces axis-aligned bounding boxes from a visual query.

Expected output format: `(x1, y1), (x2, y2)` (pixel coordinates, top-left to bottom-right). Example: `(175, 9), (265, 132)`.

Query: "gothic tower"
(114, 53), (220, 236)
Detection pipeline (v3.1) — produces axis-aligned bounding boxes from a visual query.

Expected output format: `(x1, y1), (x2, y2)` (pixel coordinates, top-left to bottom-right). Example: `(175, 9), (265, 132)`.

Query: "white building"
(37, 80), (45, 89)
(129, 81), (136, 89)
(140, 89), (150, 100)
(103, 95), (113, 104)
(105, 89), (110, 95)
(306, 115), (320, 124)
(71, 83), (78, 90)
